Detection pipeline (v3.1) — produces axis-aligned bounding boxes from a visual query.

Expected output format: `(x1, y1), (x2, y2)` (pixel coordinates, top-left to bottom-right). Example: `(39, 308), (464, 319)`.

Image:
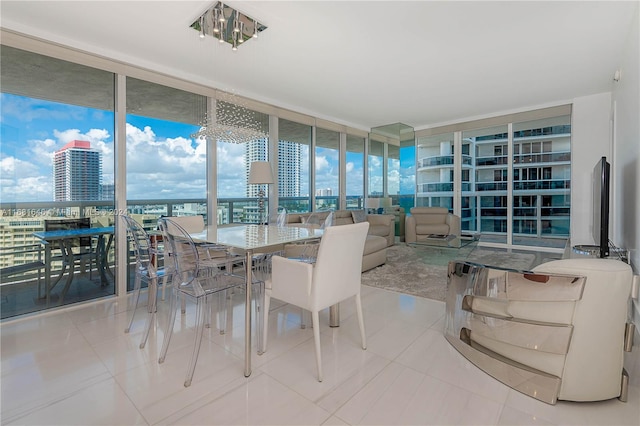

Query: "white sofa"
(285, 209), (394, 271)
(445, 258), (633, 404)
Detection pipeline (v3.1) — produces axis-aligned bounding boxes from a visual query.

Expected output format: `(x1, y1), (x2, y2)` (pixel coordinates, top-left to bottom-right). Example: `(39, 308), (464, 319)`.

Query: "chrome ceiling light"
(191, 1), (266, 51)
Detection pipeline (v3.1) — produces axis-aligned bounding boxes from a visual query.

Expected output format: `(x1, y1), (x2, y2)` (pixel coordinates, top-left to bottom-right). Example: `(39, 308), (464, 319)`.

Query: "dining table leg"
(244, 248), (253, 377)
(329, 304), (340, 327)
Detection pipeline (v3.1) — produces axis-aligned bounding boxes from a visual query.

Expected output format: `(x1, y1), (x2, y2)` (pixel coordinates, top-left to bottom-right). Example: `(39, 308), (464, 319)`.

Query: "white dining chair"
(261, 221), (369, 381)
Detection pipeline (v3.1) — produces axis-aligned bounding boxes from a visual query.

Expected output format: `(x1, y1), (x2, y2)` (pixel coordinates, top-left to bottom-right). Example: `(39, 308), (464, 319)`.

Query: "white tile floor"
(1, 286), (639, 425)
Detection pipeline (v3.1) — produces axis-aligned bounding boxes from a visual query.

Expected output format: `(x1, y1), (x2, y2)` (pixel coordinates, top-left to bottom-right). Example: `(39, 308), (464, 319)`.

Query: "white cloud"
(0, 113), (370, 202)
(315, 155), (330, 171)
(0, 157), (52, 201)
(346, 161), (354, 173)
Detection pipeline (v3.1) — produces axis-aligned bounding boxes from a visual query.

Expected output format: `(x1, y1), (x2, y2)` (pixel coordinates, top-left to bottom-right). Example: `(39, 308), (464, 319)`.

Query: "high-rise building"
(100, 183), (114, 201)
(416, 123), (571, 243)
(53, 140), (102, 201)
(276, 140), (301, 198)
(244, 139), (301, 198)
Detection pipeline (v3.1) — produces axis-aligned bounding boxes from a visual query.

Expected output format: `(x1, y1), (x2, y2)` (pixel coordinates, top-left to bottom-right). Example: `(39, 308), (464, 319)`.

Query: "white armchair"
(445, 258), (633, 404)
(261, 222), (370, 381)
(405, 207), (461, 243)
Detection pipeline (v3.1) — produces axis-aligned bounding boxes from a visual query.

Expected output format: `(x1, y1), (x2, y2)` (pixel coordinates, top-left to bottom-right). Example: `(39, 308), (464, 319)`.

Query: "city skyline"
(0, 93), (408, 204)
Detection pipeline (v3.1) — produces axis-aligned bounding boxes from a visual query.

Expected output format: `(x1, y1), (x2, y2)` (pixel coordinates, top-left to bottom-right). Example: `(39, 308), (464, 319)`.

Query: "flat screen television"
(592, 156), (610, 258)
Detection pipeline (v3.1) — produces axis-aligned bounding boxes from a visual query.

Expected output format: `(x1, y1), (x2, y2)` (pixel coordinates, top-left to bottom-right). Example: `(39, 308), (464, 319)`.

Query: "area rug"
(361, 244), (451, 301)
(361, 244), (537, 302)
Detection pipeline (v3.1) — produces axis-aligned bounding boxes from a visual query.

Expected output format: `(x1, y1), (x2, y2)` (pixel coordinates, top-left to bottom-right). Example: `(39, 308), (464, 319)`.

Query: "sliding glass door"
(511, 116), (571, 248)
(415, 132), (455, 210)
(0, 46), (115, 317)
(345, 134), (365, 209)
(315, 127), (339, 210)
(465, 126), (509, 244)
(278, 118), (311, 212)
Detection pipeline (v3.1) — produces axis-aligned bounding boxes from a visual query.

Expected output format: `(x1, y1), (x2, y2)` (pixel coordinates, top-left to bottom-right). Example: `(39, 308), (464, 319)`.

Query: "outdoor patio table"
(33, 226), (114, 305)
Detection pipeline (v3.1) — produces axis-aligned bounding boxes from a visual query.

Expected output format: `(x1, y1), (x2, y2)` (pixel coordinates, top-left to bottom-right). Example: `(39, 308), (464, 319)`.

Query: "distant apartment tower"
(416, 123), (571, 239)
(100, 183), (114, 201)
(245, 139), (301, 198)
(53, 140), (102, 201)
(277, 140), (301, 197)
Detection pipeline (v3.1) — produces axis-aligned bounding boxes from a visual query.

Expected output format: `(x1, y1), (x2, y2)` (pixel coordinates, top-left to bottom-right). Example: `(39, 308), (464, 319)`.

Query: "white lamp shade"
(380, 197), (392, 208)
(365, 198), (380, 209)
(249, 161), (274, 184)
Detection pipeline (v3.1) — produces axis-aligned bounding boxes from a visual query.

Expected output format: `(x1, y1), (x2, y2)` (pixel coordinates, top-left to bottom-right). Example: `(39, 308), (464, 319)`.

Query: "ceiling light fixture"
(218, 2), (226, 22)
(191, 95), (268, 144)
(191, 1), (266, 50)
(199, 17), (206, 39)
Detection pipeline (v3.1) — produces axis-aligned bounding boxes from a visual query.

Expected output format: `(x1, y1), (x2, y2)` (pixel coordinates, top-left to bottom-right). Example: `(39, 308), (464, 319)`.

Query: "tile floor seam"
(317, 356), (396, 414)
(0, 371), (113, 425)
(111, 370), (152, 426)
(149, 374), (257, 425)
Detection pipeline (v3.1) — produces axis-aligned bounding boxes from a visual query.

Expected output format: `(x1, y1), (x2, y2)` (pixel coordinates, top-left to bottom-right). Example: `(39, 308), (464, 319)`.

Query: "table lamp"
(249, 161), (274, 224)
(365, 198), (379, 215)
(380, 197), (392, 214)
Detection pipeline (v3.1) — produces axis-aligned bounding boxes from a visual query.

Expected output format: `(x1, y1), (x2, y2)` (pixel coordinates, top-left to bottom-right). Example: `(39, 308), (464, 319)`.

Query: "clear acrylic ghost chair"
(121, 214), (165, 349)
(164, 216), (245, 333)
(160, 215), (243, 303)
(268, 206), (287, 227)
(157, 217), (244, 387)
(285, 210), (333, 264)
(262, 222), (369, 381)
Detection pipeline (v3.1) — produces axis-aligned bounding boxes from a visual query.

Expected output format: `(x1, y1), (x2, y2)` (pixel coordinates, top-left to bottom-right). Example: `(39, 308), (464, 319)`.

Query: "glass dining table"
(190, 224), (323, 377)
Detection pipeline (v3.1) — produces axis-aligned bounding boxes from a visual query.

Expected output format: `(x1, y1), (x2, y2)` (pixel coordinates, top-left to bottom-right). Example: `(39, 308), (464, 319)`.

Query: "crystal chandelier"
(191, 98), (268, 144)
(191, 1), (267, 51)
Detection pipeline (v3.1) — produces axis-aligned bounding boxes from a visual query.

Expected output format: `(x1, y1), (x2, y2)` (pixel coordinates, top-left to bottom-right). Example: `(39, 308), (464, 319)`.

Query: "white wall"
(570, 92), (612, 246)
(611, 4), (640, 331)
(612, 5), (639, 273)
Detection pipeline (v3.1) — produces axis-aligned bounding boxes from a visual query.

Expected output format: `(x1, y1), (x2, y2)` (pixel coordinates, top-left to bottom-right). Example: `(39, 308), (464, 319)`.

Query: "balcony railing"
(418, 182), (472, 193)
(476, 151), (570, 167)
(0, 196), (372, 319)
(418, 155), (473, 168)
(474, 179), (570, 192)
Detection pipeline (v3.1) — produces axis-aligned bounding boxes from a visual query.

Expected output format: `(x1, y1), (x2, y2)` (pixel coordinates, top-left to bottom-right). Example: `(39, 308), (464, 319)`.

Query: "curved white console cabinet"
(444, 259), (633, 404)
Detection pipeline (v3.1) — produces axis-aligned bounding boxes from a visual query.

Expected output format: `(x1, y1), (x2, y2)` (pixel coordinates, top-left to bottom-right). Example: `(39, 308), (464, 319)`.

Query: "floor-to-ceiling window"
(415, 106), (571, 250)
(125, 78), (205, 221)
(0, 46), (115, 318)
(346, 134), (365, 209)
(315, 127), (339, 210)
(415, 132), (455, 211)
(512, 116), (571, 248)
(278, 118), (311, 212)
(218, 101), (269, 224)
(124, 78), (205, 290)
(399, 136), (416, 212)
(466, 125), (509, 244)
(368, 138), (384, 198)
(387, 144), (400, 202)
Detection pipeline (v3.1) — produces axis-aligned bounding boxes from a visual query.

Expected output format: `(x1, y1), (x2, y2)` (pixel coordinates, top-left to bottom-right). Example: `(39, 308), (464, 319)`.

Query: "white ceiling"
(1, 1), (637, 131)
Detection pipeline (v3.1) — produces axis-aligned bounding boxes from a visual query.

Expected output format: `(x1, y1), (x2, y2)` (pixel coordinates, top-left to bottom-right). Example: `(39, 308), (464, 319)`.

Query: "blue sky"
(1, 93), (413, 203)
